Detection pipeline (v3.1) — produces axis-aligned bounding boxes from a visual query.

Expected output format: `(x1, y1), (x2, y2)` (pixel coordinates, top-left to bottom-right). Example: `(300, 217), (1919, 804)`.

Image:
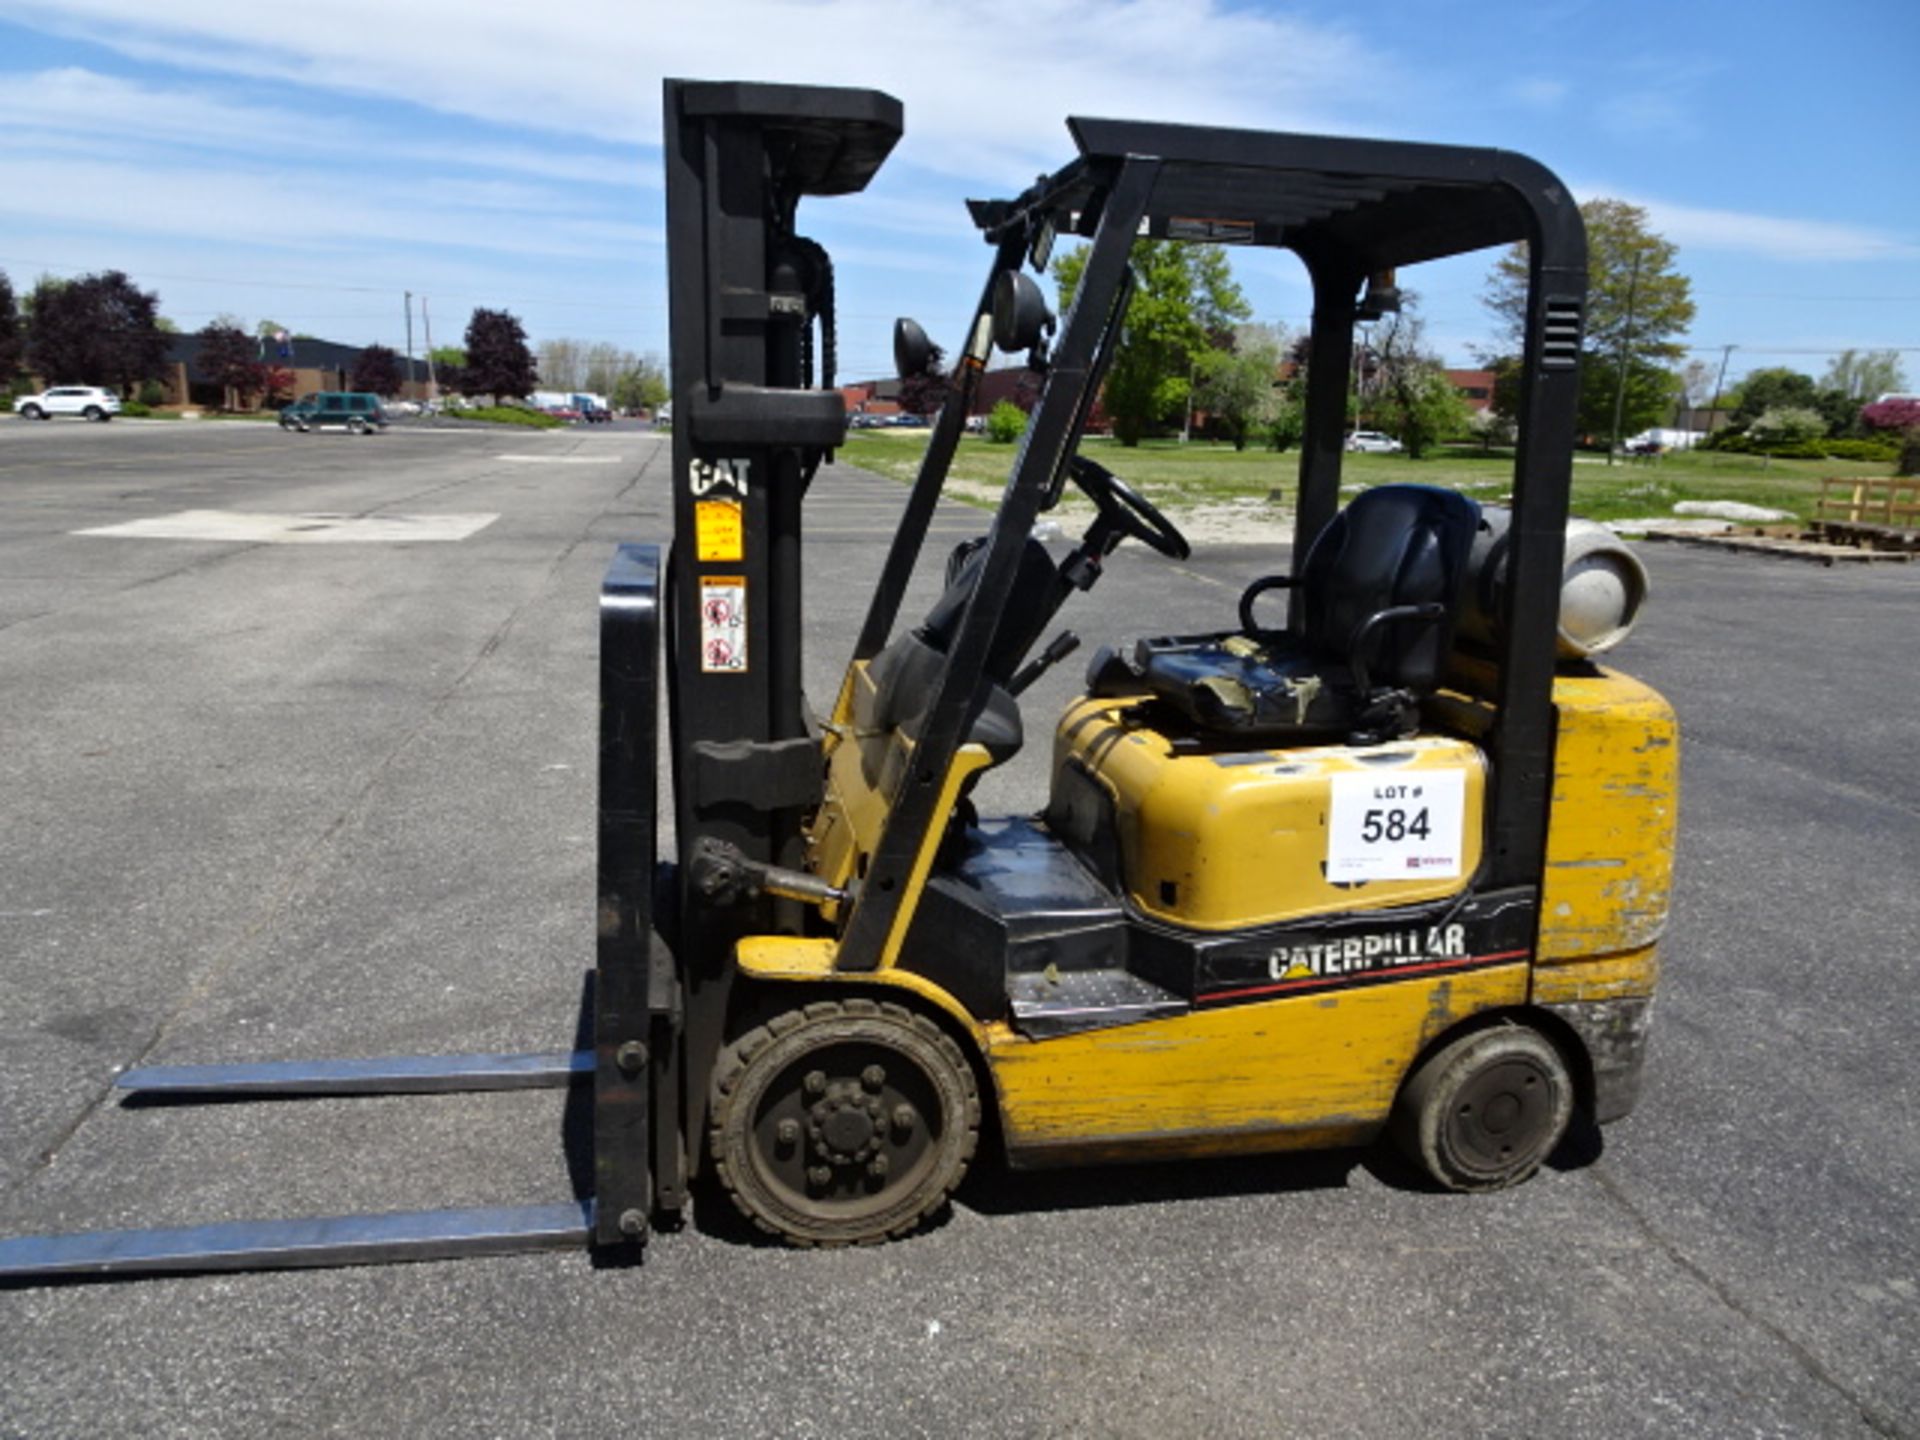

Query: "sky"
(2, 0), (1915, 390)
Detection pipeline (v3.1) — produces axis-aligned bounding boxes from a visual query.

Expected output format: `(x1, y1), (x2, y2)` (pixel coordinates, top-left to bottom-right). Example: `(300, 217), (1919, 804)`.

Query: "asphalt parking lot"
(1, 416), (1916, 1437)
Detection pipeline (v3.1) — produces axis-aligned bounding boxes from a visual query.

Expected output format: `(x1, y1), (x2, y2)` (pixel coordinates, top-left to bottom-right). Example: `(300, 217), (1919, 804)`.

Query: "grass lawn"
(840, 431), (1895, 525)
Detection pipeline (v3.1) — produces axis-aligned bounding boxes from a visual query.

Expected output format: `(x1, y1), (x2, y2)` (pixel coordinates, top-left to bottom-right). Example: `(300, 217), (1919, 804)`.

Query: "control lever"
(1008, 631), (1081, 696)
(688, 837), (848, 912)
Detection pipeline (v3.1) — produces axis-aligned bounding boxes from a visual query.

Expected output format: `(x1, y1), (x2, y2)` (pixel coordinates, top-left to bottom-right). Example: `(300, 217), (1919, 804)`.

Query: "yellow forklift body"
(1431, 663), (1679, 963)
(743, 663), (1676, 1168)
(1051, 699), (1487, 930)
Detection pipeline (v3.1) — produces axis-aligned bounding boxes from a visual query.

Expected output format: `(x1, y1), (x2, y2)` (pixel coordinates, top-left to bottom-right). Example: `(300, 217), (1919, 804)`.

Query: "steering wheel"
(1066, 455), (1191, 560)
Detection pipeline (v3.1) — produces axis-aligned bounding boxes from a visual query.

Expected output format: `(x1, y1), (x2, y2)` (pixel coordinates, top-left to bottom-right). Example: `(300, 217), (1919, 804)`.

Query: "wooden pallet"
(1810, 476), (1920, 552)
(1641, 529), (1915, 565)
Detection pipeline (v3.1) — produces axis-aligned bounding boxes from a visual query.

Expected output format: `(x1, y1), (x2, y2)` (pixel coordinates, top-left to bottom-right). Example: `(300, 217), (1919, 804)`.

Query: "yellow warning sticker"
(695, 499), (744, 562)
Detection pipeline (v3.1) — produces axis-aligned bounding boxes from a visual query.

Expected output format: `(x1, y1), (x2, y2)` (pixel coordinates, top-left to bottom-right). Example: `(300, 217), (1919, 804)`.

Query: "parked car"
(14, 386), (121, 421)
(1344, 430), (1403, 453)
(278, 392), (388, 434)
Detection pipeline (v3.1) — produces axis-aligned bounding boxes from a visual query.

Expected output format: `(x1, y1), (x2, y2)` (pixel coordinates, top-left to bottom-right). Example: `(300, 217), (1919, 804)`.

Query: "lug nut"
(861, 1065), (886, 1091)
(803, 1070), (827, 1096)
(807, 1165), (833, 1188)
(892, 1105), (915, 1132)
(868, 1155), (889, 1179)
(775, 1118), (800, 1147)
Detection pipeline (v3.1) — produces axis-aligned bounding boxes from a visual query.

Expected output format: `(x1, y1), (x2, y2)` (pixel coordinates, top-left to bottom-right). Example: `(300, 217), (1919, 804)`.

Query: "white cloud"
(1597, 189), (1918, 262)
(11, 1), (1397, 177)
(0, 66), (649, 188)
(0, 154), (655, 261)
(1509, 79), (1567, 109)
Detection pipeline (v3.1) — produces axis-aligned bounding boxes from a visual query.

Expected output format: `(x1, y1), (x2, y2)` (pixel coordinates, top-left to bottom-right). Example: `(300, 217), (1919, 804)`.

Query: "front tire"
(711, 999), (979, 1246)
(83, 406), (105, 421)
(21, 404), (44, 420)
(1391, 1023), (1573, 1192)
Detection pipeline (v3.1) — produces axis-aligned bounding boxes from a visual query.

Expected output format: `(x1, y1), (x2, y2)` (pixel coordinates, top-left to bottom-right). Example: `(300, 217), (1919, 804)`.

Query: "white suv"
(14, 386), (122, 421)
(1344, 430), (1402, 453)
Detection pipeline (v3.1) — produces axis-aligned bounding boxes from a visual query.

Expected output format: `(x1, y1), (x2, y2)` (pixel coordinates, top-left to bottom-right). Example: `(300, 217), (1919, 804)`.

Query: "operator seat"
(865, 536), (1059, 769)
(1124, 484), (1481, 744)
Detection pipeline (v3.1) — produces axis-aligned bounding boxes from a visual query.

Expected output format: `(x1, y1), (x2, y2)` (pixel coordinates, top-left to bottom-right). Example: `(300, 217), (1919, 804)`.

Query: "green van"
(279, 392), (388, 434)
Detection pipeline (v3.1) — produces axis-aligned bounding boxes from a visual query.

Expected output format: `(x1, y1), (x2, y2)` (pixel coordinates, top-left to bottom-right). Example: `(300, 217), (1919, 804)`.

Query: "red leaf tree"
(351, 344), (404, 397)
(196, 322), (263, 410)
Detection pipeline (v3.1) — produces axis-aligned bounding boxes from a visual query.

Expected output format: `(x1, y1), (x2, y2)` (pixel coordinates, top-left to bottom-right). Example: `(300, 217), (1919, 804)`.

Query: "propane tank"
(1456, 506), (1649, 660)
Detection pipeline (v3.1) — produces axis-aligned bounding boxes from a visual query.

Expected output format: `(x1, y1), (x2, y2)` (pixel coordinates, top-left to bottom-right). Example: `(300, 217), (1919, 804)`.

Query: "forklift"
(0, 80), (1675, 1277)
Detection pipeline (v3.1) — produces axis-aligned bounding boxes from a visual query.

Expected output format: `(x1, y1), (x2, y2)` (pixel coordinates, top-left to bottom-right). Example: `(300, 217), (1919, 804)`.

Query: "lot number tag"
(1327, 768), (1466, 882)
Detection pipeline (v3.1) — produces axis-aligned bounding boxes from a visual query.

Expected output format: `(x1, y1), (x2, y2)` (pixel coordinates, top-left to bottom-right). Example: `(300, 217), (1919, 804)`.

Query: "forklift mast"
(615, 80), (904, 1243)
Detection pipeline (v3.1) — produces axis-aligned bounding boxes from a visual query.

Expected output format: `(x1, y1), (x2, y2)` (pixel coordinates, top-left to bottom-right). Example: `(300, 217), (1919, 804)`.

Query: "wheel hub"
(807, 1080), (892, 1165)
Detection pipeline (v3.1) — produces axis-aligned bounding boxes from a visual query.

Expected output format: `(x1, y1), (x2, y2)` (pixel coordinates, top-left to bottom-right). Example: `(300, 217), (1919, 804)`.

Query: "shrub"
(1901, 430), (1920, 478)
(1820, 437), (1901, 463)
(453, 404), (565, 428)
(985, 399), (1028, 444)
(137, 380), (167, 407)
(1747, 405), (1827, 449)
(120, 401), (151, 417)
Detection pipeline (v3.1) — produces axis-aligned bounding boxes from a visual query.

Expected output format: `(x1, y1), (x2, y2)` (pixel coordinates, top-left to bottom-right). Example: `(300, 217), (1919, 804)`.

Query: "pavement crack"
(1590, 1162), (1904, 1437)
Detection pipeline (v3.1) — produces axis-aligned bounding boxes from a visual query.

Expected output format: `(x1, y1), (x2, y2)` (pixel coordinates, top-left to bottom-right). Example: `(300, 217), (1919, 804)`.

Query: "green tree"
(1728, 367), (1818, 426)
(1053, 240), (1250, 445)
(1192, 323), (1285, 450)
(1821, 349), (1907, 402)
(464, 308), (538, 404)
(1368, 302), (1472, 459)
(1747, 406), (1825, 449)
(611, 354), (668, 413)
(985, 398), (1028, 443)
(1482, 198), (1694, 442)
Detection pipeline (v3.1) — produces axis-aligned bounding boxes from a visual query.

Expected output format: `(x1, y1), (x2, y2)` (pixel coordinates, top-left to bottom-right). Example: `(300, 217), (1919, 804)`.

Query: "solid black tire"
(1390, 1023), (1573, 1192)
(710, 999), (979, 1247)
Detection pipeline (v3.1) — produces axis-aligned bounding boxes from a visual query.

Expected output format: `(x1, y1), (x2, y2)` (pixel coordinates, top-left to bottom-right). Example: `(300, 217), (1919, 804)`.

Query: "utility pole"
(421, 296), (438, 399)
(1607, 253), (1643, 467)
(1703, 343), (1734, 460)
(404, 291), (415, 398)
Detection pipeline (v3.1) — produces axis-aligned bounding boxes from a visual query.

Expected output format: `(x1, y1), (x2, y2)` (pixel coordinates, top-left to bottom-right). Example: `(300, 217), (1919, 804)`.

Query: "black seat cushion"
(1138, 485), (1480, 740)
(862, 536), (1058, 769)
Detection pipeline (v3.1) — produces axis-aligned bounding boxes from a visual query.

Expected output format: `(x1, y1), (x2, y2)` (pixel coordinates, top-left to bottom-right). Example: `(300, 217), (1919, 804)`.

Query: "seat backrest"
(1298, 484), (1481, 692)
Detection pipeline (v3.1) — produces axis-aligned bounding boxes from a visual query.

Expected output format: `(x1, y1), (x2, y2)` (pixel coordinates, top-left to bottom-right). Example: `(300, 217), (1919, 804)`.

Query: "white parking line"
(76, 511), (499, 543)
(491, 454), (626, 464)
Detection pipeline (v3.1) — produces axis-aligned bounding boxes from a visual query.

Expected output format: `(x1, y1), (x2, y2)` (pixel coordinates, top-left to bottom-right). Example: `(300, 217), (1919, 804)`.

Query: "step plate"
(1009, 968), (1189, 1039)
(117, 1050), (592, 1097)
(0, 1201), (593, 1280)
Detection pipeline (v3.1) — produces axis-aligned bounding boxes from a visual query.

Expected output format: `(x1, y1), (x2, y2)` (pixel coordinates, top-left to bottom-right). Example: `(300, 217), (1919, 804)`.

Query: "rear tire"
(711, 999), (979, 1246)
(1391, 1023), (1572, 1192)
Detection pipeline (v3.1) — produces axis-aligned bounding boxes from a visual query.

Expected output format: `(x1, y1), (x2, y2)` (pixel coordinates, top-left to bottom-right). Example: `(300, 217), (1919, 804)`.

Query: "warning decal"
(695, 499), (744, 561)
(699, 575), (748, 673)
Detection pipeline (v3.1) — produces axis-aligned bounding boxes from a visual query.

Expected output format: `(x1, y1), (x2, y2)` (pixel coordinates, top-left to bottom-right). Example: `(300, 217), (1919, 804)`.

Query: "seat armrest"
(1237, 574), (1299, 636)
(1346, 602), (1447, 696)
